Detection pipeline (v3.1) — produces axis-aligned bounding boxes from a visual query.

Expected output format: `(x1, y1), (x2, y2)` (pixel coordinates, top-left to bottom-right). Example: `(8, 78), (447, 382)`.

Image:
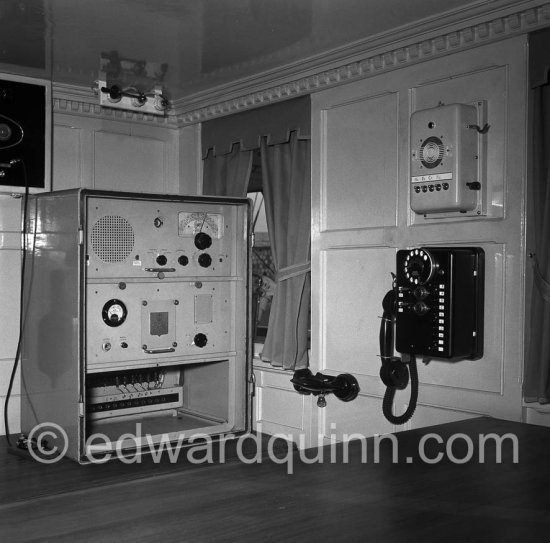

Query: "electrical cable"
(3, 160), (29, 447)
(382, 355), (418, 425)
(379, 286), (418, 425)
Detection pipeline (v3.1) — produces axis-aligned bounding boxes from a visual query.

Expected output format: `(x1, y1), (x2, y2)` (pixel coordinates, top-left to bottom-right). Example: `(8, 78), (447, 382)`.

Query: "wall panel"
(309, 36), (527, 439)
(321, 92), (399, 232)
(52, 125), (82, 191)
(93, 132), (166, 193)
(410, 65), (508, 223)
(321, 246), (395, 376)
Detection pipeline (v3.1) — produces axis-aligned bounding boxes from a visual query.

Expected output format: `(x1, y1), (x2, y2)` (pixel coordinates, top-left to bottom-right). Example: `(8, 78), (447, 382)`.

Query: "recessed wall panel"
(94, 132), (165, 193)
(410, 65), (507, 223)
(53, 125), (82, 190)
(321, 93), (398, 232)
(322, 246), (395, 375)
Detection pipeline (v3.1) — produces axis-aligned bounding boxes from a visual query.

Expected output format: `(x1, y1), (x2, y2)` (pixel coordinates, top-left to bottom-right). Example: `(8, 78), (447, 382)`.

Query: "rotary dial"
(403, 248), (437, 285)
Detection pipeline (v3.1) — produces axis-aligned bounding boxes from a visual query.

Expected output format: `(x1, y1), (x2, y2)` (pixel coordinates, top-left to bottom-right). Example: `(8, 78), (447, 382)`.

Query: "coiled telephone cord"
(382, 355), (418, 426)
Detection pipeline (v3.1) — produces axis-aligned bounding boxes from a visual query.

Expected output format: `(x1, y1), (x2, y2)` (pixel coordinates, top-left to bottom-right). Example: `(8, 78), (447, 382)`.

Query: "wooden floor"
(1, 417), (549, 542)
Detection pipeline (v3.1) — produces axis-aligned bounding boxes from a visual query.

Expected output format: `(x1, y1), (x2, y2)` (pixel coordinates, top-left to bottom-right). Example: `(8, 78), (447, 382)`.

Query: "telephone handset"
(379, 247), (484, 424)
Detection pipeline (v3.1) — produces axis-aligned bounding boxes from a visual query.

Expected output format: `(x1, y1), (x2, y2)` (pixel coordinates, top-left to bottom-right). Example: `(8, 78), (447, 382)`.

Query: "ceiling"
(1, 0), (493, 102)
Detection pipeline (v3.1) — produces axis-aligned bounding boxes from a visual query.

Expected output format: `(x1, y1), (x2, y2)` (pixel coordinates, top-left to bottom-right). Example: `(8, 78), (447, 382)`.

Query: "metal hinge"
(78, 401), (85, 417)
(78, 228), (84, 245)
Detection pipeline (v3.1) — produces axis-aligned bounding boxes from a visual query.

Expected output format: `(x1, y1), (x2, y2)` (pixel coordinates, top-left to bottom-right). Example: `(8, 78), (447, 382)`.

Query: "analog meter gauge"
(178, 212), (224, 239)
(102, 299), (127, 327)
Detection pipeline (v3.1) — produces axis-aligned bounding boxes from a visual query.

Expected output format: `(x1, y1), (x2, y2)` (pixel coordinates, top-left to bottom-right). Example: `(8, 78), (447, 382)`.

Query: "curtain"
(523, 81), (550, 403)
(202, 143), (252, 196)
(260, 132), (311, 370)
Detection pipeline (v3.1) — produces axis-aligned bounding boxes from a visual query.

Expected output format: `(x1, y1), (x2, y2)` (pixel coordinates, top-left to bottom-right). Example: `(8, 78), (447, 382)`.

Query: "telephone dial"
(379, 246), (484, 424)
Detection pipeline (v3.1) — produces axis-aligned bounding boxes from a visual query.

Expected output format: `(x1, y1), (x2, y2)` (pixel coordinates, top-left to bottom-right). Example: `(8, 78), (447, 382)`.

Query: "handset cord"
(3, 160), (29, 447)
(382, 355), (418, 425)
(379, 286), (419, 425)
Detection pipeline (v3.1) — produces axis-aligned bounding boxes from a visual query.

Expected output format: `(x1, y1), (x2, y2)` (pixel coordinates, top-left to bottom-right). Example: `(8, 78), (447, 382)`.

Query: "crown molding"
(172, 0), (550, 125)
(51, 1), (550, 128)
(52, 82), (179, 127)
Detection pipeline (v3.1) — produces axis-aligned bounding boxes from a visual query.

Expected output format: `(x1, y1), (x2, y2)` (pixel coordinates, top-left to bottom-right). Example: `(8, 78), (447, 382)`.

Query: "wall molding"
(52, 1), (550, 128)
(53, 83), (180, 128)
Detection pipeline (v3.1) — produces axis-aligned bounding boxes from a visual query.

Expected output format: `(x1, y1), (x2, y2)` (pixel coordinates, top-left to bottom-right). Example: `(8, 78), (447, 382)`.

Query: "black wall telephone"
(379, 247), (484, 424)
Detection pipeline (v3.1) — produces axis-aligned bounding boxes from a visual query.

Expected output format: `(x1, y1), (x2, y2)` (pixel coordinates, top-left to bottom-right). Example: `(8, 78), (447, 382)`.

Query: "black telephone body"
(379, 246), (484, 424)
(395, 247), (484, 361)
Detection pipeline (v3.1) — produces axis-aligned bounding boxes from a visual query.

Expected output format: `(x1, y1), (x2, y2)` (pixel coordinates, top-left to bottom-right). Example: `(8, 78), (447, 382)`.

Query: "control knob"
(413, 286), (430, 300)
(194, 232), (212, 250)
(413, 301), (430, 316)
(198, 253), (212, 268)
(193, 333), (208, 348)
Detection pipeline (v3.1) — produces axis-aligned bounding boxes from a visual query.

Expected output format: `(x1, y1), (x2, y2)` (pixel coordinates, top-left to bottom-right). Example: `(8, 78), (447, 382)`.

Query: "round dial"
(194, 232), (212, 250)
(193, 333), (208, 348)
(404, 249), (437, 285)
(102, 299), (127, 327)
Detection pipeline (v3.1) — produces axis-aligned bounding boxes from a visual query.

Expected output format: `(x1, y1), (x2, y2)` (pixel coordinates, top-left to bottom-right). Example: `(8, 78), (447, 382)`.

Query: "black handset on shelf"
(379, 247), (484, 425)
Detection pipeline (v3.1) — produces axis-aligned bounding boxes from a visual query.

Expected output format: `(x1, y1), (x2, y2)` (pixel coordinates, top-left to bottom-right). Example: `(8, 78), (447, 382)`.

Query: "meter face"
(102, 299), (127, 327)
(178, 212), (224, 239)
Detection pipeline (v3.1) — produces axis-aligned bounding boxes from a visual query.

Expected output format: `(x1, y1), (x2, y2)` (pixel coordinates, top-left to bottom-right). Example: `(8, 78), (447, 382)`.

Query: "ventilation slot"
(91, 215), (135, 263)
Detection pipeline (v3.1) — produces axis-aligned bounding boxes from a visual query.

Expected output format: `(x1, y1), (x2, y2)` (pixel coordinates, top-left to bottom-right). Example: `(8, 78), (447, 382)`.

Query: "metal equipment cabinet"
(20, 189), (251, 463)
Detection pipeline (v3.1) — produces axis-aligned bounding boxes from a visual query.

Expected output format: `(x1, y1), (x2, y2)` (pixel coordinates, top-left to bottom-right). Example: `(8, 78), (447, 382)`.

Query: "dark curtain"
(523, 81), (550, 403)
(259, 132), (310, 369)
(524, 29), (550, 403)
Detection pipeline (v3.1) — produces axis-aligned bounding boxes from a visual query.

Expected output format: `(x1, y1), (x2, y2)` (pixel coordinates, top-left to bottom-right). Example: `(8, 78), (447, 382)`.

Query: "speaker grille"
(91, 215), (135, 263)
(419, 136), (444, 169)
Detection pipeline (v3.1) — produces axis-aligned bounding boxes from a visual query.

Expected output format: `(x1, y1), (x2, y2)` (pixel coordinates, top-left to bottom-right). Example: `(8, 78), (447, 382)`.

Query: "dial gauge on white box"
(178, 212), (224, 239)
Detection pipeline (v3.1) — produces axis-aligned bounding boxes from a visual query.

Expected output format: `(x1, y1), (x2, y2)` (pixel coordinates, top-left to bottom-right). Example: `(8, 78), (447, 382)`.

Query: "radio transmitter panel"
(20, 189), (250, 463)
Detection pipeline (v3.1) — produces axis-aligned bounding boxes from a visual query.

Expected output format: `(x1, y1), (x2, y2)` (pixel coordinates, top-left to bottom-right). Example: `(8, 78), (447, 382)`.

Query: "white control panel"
(410, 103), (482, 215)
